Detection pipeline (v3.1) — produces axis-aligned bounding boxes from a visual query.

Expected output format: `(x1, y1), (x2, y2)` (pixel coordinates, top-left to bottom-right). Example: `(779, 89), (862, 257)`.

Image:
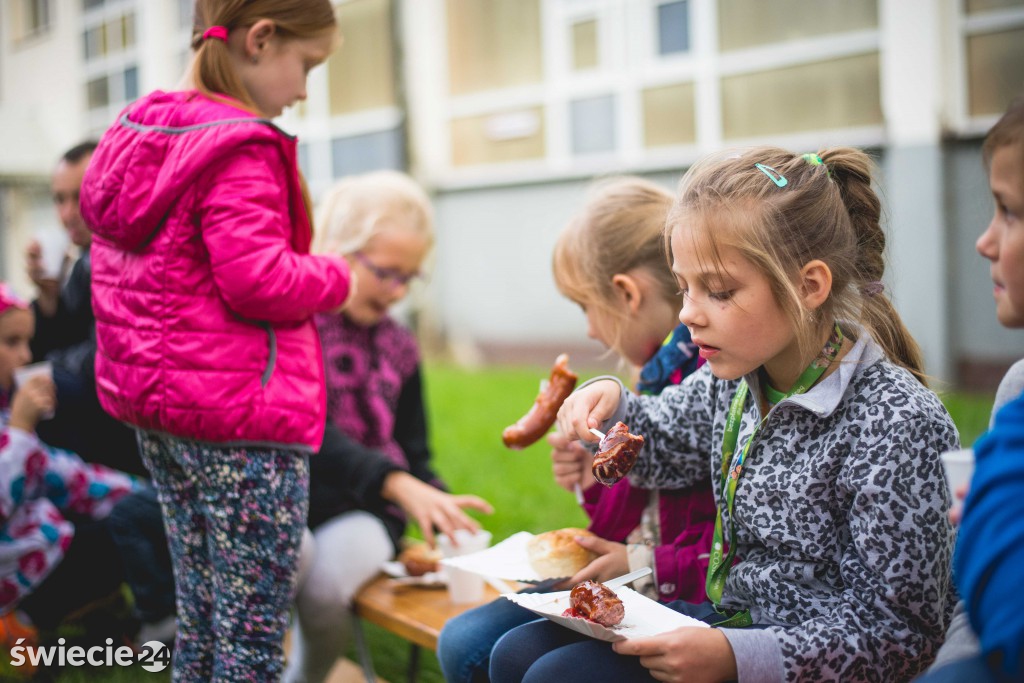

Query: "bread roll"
(526, 528), (599, 579)
(398, 543), (442, 577)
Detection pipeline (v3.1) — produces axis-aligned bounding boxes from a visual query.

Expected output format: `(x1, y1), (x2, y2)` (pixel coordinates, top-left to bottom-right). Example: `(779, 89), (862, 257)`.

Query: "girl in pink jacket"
(79, 1), (352, 679)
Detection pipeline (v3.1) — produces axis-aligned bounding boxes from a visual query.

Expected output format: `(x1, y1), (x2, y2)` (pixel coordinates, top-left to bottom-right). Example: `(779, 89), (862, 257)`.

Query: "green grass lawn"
(46, 363), (995, 683)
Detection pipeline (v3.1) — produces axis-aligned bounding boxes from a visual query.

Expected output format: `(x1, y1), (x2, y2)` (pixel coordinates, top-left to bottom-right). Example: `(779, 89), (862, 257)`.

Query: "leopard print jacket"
(614, 334), (958, 682)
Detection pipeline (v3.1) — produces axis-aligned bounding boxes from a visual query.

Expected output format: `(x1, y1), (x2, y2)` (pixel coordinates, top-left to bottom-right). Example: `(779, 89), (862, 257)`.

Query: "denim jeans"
(437, 595), (541, 683)
(489, 600), (755, 683)
(106, 485), (175, 624)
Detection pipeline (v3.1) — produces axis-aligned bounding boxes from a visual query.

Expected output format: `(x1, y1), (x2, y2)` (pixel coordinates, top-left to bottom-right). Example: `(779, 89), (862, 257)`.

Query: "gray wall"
(430, 171), (682, 362)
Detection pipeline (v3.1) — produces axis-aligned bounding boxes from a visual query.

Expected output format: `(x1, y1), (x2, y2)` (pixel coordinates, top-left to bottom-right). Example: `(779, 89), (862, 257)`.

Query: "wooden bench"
(351, 573), (510, 683)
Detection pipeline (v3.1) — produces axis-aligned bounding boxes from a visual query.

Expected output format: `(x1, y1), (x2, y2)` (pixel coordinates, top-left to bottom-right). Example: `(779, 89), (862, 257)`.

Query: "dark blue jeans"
(489, 600), (755, 683)
(106, 485), (176, 624)
(438, 594), (540, 683)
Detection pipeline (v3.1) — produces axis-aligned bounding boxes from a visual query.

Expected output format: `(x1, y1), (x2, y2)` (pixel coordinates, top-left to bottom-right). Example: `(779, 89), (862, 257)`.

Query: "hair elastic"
(861, 281), (885, 297)
(0, 283), (28, 316)
(754, 163), (787, 188)
(802, 152), (832, 178)
(202, 25), (229, 42)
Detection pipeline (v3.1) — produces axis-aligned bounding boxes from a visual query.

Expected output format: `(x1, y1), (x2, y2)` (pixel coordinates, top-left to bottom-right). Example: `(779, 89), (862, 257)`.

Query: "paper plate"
(502, 586), (709, 642)
(438, 531), (546, 582)
(381, 561), (446, 587)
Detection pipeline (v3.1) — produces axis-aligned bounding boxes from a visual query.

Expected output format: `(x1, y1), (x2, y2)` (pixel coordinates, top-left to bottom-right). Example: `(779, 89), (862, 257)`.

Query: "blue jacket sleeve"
(956, 393), (1024, 681)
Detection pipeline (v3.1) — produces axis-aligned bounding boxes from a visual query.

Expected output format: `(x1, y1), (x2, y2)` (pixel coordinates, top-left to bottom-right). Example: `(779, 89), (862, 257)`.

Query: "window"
(123, 66), (139, 101)
(327, 0), (396, 116)
(446, 0), (542, 95)
(967, 27), (1024, 117)
(955, 0), (1024, 128)
(571, 20), (599, 70)
(642, 82), (696, 148)
(966, 0), (1024, 12)
(451, 107), (546, 166)
(87, 76), (110, 109)
(657, 1), (689, 55)
(718, 0), (877, 52)
(570, 95), (616, 155)
(721, 53), (882, 139)
(11, 0), (53, 41)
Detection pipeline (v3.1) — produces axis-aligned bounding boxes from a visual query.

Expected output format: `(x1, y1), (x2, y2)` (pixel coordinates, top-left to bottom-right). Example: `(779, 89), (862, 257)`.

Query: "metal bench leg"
(406, 643), (420, 683)
(351, 613), (378, 683)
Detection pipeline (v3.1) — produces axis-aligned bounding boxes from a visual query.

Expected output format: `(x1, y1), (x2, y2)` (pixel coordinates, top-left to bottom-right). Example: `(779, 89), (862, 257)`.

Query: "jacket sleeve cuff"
(720, 628), (785, 683)
(626, 543), (655, 596)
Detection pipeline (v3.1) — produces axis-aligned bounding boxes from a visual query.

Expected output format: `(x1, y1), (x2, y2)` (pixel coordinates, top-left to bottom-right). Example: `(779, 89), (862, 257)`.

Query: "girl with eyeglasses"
(285, 171), (493, 683)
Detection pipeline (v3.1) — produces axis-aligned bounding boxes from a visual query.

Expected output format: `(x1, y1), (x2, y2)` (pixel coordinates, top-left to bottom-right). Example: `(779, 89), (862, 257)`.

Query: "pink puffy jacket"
(81, 90), (351, 451)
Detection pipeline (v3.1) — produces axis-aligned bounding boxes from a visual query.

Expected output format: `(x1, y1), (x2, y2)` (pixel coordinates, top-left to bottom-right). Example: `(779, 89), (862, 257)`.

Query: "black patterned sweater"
(609, 332), (958, 682)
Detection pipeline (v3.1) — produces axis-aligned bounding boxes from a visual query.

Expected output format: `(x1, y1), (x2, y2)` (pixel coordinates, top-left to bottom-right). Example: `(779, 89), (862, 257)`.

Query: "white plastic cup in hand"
(35, 227), (69, 281)
(940, 448), (975, 499)
(13, 361), (55, 420)
(438, 529), (492, 604)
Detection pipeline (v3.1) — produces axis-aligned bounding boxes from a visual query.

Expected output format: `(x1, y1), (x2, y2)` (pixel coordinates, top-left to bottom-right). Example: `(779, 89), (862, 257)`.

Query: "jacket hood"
(81, 90), (298, 252)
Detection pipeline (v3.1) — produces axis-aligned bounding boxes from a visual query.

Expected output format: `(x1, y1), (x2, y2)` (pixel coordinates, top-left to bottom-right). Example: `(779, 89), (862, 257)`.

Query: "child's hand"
(380, 470), (493, 548)
(949, 482), (970, 525)
(331, 271), (358, 314)
(613, 626), (738, 683)
(548, 431), (596, 492)
(560, 535), (629, 588)
(556, 379), (621, 443)
(24, 240), (60, 316)
(9, 374), (56, 432)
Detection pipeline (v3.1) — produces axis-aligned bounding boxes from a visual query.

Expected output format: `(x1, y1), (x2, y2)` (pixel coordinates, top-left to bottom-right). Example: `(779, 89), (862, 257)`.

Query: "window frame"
(944, 0), (1024, 137)
(428, 0), (886, 189)
(11, 0), (54, 44)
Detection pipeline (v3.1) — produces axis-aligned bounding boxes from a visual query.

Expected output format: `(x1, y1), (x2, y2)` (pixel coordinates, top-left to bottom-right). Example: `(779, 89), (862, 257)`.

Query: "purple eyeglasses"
(354, 252), (421, 289)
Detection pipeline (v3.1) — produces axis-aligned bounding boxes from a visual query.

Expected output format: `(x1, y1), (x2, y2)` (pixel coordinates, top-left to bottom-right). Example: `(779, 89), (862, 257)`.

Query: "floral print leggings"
(138, 432), (308, 682)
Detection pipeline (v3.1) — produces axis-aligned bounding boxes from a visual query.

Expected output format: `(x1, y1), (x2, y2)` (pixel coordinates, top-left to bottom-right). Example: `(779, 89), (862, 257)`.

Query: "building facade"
(1, 0), (1023, 387)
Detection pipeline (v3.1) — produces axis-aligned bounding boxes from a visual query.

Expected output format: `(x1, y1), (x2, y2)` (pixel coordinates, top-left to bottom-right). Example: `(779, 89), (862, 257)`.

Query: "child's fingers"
(453, 495), (494, 515)
(547, 430), (571, 449)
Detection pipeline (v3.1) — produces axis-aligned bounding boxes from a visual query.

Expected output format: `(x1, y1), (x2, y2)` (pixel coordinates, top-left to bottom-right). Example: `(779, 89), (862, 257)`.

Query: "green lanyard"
(704, 323), (844, 627)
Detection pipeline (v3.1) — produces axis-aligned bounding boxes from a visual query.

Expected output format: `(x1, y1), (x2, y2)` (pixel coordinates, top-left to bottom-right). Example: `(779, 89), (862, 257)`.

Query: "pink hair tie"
(202, 25), (229, 42)
(0, 283), (28, 317)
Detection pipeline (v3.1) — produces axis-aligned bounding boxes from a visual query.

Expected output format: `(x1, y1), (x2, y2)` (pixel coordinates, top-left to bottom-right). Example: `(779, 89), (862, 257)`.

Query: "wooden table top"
(352, 573), (508, 651)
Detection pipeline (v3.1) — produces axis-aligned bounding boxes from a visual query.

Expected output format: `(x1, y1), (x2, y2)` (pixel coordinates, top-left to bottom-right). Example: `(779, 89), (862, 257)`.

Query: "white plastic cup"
(446, 567), (484, 604)
(437, 529), (492, 604)
(35, 226), (69, 281)
(13, 361), (55, 420)
(940, 448), (975, 498)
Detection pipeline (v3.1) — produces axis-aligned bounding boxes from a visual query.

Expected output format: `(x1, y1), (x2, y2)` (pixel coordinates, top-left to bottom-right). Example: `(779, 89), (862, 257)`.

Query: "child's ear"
(245, 19), (276, 60)
(799, 259), (833, 312)
(611, 273), (643, 315)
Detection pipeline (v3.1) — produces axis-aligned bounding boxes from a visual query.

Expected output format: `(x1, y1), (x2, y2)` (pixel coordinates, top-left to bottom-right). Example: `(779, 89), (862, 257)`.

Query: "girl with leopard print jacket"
(490, 147), (957, 683)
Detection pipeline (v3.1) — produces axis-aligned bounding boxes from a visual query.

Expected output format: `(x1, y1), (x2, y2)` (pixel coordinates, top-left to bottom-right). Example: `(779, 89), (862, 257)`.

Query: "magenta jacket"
(80, 90), (351, 451)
